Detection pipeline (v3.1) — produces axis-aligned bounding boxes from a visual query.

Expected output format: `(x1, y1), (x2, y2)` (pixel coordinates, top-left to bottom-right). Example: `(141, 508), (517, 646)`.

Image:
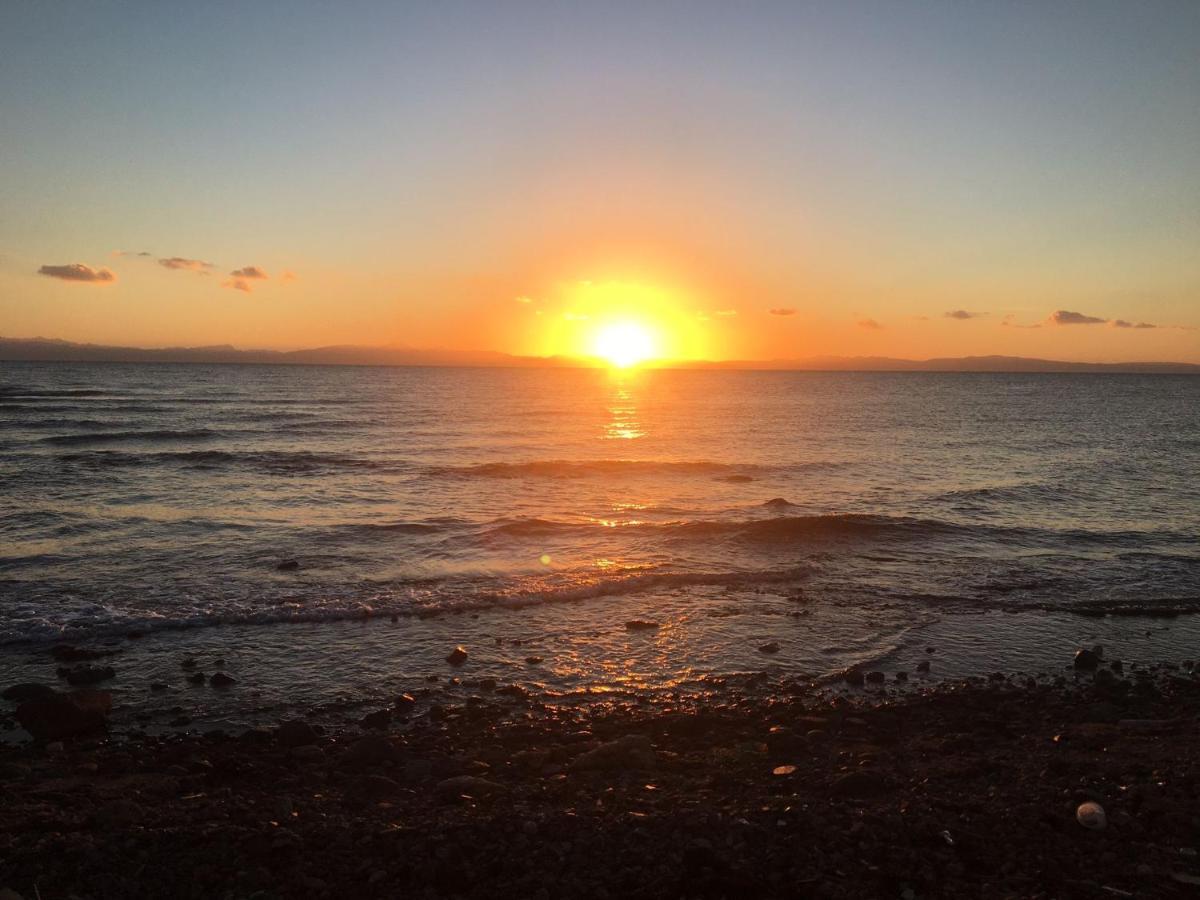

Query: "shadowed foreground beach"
(3, 662), (1200, 899)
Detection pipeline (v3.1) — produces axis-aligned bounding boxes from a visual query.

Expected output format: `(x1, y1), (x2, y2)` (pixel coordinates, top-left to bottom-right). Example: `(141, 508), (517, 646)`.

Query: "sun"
(591, 321), (657, 368)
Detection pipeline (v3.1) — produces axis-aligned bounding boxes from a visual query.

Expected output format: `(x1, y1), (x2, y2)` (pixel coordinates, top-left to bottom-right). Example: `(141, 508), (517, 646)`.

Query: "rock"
(276, 559), (301, 571)
(276, 720), (318, 748)
(895, 671), (909, 682)
(150, 682), (169, 692)
(2, 683), (57, 703)
(50, 644), (111, 662)
(865, 671), (886, 684)
(187, 672), (206, 685)
(360, 709), (392, 730)
(772, 764), (798, 776)
(916, 660), (931, 673)
(478, 678), (497, 691)
(525, 656), (544, 665)
(842, 668), (865, 687)
(181, 657), (197, 670)
(1076, 801), (1107, 830)
(763, 498), (793, 509)
(394, 693), (416, 712)
(57, 665), (116, 686)
(831, 771), (891, 799)
(15, 690), (111, 741)
(209, 672), (236, 688)
(569, 735), (656, 772)
(758, 642), (781, 654)
(446, 646), (468, 666)
(625, 620), (660, 631)
(434, 775), (507, 801)
(1074, 648), (1101, 670)
(345, 734), (400, 766)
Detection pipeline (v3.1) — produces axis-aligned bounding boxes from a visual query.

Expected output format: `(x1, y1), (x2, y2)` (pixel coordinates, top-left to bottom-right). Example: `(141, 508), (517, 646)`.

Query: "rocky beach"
(3, 647), (1200, 899)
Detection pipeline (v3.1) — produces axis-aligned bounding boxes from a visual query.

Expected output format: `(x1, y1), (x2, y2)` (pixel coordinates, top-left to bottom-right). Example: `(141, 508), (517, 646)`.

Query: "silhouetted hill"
(1, 337), (1197, 373)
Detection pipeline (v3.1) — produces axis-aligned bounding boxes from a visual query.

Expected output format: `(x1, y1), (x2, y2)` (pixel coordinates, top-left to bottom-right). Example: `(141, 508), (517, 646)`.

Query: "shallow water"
(1, 362), (1198, 722)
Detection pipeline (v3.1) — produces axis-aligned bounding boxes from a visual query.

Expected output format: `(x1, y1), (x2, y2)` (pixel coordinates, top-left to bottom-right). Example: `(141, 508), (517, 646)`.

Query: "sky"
(1, 0), (1198, 363)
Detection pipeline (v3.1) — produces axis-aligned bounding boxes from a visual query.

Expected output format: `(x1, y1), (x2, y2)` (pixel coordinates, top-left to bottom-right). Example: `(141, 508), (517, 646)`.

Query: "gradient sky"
(2, 0), (1197, 362)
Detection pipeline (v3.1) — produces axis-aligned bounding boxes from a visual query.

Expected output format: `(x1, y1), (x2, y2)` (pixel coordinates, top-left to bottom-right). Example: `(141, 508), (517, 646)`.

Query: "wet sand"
(3, 660), (1200, 899)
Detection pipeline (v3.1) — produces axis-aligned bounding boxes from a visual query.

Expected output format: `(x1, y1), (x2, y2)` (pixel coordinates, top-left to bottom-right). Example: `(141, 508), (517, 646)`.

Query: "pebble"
(446, 646), (469, 666)
(758, 642), (781, 654)
(1076, 800), (1107, 830)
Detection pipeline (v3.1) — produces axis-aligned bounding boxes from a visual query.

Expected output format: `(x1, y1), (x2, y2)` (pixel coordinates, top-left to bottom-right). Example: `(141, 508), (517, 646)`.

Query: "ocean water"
(2, 362), (1199, 723)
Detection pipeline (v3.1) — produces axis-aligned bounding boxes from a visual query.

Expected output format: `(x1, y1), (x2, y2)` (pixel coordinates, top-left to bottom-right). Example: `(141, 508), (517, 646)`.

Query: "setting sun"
(592, 321), (656, 367)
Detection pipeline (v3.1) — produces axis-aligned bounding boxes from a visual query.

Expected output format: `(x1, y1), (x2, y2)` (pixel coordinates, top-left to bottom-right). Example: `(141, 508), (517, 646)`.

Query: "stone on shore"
(625, 620), (660, 631)
(758, 641), (781, 654)
(569, 735), (656, 772)
(276, 720), (318, 748)
(2, 683), (57, 703)
(446, 646), (469, 666)
(15, 690), (112, 741)
(209, 672), (236, 688)
(1074, 648), (1101, 670)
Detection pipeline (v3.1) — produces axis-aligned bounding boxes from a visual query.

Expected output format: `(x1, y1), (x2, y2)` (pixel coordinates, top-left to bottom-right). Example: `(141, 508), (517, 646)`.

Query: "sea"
(2, 362), (1199, 731)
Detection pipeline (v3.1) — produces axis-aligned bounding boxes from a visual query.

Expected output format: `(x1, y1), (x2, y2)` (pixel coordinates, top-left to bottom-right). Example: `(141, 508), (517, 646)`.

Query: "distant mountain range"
(2, 336), (1198, 373)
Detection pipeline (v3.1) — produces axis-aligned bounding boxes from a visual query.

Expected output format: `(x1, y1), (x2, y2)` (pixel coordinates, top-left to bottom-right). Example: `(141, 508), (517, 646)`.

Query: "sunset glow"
(591, 322), (656, 367)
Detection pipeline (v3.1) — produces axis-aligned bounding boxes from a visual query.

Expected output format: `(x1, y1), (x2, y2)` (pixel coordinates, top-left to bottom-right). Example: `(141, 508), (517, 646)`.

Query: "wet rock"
(763, 498), (793, 509)
(15, 690), (111, 741)
(393, 693), (416, 712)
(525, 656), (544, 665)
(916, 661), (931, 673)
(446, 646), (469, 666)
(276, 720), (318, 748)
(57, 665), (116, 686)
(360, 709), (392, 730)
(842, 668), (865, 687)
(864, 671), (886, 684)
(434, 775), (507, 802)
(209, 672), (236, 688)
(831, 771), (891, 800)
(345, 734), (400, 766)
(625, 620), (660, 631)
(149, 682), (169, 692)
(478, 678), (497, 691)
(276, 559), (301, 571)
(50, 644), (112, 662)
(569, 735), (656, 772)
(895, 671), (909, 682)
(2, 683), (57, 703)
(758, 642), (781, 654)
(1074, 648), (1101, 671)
(187, 672), (206, 685)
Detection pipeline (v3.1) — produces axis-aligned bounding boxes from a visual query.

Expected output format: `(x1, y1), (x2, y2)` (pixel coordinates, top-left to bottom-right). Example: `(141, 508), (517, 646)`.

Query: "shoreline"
(3, 662), (1199, 898)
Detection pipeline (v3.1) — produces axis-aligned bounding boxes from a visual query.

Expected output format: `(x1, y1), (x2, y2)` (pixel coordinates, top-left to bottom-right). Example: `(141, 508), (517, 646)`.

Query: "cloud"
(857, 318), (883, 330)
(112, 250), (152, 258)
(159, 257), (214, 273)
(38, 263), (116, 283)
(944, 309), (985, 320)
(769, 308), (796, 316)
(230, 266), (267, 280)
(280, 270), (298, 284)
(714, 309), (738, 317)
(223, 279), (253, 293)
(1111, 319), (1157, 329)
(1047, 310), (1107, 326)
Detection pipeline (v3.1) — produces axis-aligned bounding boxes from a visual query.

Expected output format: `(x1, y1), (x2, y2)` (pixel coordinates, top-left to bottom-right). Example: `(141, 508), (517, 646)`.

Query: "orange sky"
(2, 4), (1197, 363)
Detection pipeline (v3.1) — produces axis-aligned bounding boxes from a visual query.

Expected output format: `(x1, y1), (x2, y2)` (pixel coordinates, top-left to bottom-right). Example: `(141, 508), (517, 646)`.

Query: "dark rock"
(150, 682), (169, 692)
(831, 771), (891, 799)
(276, 720), (318, 748)
(569, 735), (656, 771)
(1074, 648), (1101, 670)
(865, 671), (886, 684)
(758, 641), (781, 654)
(50, 644), (112, 662)
(477, 678), (497, 691)
(360, 709), (392, 730)
(916, 661), (931, 673)
(276, 559), (301, 571)
(3, 683), (57, 703)
(345, 734), (400, 766)
(187, 672), (206, 685)
(763, 498), (793, 509)
(446, 646), (468, 666)
(842, 668), (865, 687)
(181, 657), (197, 670)
(57, 665), (116, 686)
(895, 671), (909, 682)
(15, 690), (111, 741)
(524, 656), (543, 665)
(209, 672), (236, 688)
(625, 620), (660, 631)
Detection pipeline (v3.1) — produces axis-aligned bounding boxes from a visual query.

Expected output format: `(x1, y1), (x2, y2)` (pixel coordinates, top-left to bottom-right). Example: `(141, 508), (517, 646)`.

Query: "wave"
(57, 448), (409, 475)
(429, 459), (771, 479)
(42, 429), (219, 446)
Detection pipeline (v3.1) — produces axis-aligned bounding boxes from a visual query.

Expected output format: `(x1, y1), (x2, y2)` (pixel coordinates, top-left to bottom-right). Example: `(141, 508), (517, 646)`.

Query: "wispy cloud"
(944, 309), (985, 320)
(857, 318), (883, 330)
(159, 257), (214, 274)
(112, 250), (152, 258)
(38, 263), (116, 283)
(1047, 310), (1107, 326)
(769, 308), (796, 316)
(230, 266), (268, 280)
(223, 279), (253, 293)
(1111, 319), (1157, 329)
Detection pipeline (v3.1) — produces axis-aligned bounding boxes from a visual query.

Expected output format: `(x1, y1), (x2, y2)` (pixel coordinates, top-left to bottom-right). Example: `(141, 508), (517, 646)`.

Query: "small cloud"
(769, 308), (796, 316)
(230, 266), (268, 279)
(1047, 309), (1106, 326)
(223, 279), (253, 293)
(944, 309), (985, 320)
(857, 318), (883, 330)
(514, 295), (533, 304)
(38, 263), (116, 283)
(714, 309), (738, 317)
(159, 257), (214, 273)
(1111, 319), (1157, 329)
(280, 270), (298, 284)
(112, 249), (153, 258)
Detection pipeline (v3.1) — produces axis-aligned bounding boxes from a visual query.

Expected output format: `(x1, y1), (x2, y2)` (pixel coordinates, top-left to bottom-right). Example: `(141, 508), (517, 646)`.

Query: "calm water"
(2, 362), (1199, 721)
